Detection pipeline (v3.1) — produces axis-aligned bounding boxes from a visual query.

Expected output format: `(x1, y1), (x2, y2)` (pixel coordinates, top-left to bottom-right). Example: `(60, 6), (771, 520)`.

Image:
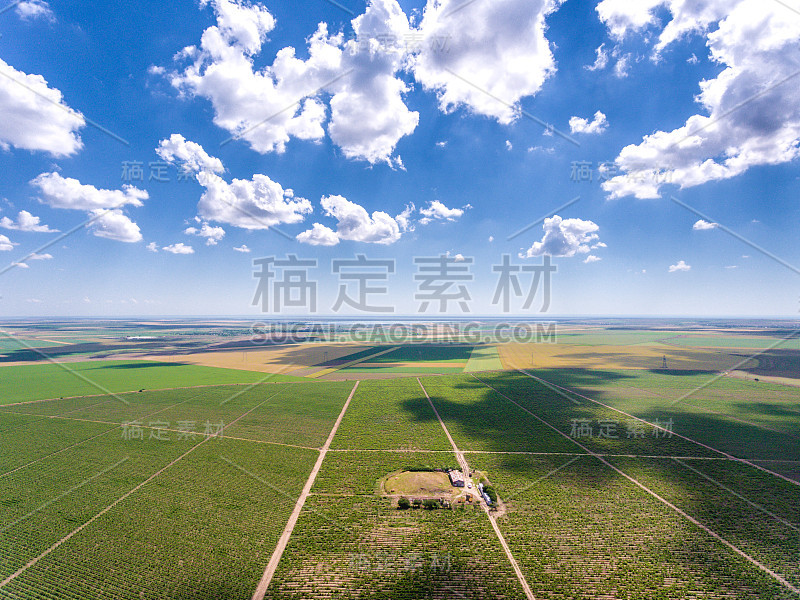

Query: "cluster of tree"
(403, 465), (459, 473)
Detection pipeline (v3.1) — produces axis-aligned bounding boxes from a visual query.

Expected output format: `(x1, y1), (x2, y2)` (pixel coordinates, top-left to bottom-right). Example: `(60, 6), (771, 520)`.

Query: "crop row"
(468, 453), (797, 599)
(0, 439), (316, 599)
(330, 379), (453, 451)
(266, 494), (527, 599)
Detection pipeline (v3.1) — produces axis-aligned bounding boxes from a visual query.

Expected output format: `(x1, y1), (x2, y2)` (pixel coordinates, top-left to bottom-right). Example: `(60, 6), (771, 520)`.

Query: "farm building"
(448, 469), (465, 487)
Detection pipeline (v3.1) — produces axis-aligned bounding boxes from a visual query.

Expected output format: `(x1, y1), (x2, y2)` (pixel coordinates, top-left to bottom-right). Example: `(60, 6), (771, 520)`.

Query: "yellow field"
(135, 343), (371, 375)
(498, 342), (753, 371)
(382, 471), (455, 497)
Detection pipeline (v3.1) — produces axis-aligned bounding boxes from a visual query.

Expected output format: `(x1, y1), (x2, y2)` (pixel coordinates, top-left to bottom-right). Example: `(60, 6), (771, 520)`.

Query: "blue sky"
(0, 0), (798, 317)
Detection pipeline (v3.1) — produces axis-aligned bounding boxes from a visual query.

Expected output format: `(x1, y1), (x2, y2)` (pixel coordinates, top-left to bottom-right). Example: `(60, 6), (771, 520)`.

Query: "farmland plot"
(468, 453), (797, 600)
(266, 450), (527, 599)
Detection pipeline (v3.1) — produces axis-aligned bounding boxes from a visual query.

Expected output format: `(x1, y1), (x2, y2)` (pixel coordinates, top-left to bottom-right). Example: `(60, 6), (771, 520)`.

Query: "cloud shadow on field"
(393, 370), (800, 598)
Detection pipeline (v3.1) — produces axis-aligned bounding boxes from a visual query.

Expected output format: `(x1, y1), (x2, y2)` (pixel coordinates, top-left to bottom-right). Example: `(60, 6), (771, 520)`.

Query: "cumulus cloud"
(0, 234), (16, 251)
(521, 215), (602, 258)
(156, 135), (312, 230)
(88, 209), (142, 243)
(693, 219), (718, 230)
(163, 0), (570, 164)
(0, 58), (84, 156)
(196, 171), (312, 230)
(0, 210), (58, 232)
(583, 255), (602, 263)
(323, 194), (401, 244)
(296, 223), (340, 246)
(418, 200), (468, 225)
(15, 0), (54, 20)
(163, 243), (195, 254)
(569, 111), (608, 135)
(146, 242), (159, 252)
(669, 260), (691, 272)
(599, 0), (800, 199)
(167, 0), (417, 165)
(185, 221), (226, 245)
(27, 252), (52, 260)
(298, 195), (402, 246)
(11, 262), (29, 269)
(30, 173), (145, 243)
(233, 244), (251, 252)
(31, 172), (147, 211)
(156, 134), (224, 174)
(412, 0), (561, 124)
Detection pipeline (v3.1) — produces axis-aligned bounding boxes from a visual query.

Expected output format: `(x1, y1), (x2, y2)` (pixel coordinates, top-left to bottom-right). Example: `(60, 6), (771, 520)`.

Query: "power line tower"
(662, 355), (668, 370)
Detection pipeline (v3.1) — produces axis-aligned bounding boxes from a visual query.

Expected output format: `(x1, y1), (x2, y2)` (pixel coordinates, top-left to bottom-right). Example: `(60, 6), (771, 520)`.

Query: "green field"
(0, 360), (304, 404)
(0, 343), (798, 599)
(464, 345), (504, 372)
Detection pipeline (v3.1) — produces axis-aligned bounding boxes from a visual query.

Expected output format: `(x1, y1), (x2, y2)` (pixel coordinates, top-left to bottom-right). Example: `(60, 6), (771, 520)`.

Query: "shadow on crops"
(394, 369), (799, 598)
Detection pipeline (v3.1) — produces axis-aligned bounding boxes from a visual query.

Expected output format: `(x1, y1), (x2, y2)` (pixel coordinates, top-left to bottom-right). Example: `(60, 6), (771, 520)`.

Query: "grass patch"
(0, 360), (304, 404)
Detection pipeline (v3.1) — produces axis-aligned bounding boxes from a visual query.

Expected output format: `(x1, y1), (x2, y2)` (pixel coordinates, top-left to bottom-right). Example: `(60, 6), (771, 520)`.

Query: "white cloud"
(196, 171), (312, 230)
(163, 0), (575, 164)
(233, 244), (251, 252)
(612, 53), (631, 78)
(669, 260), (691, 272)
(29, 173), (144, 243)
(453, 253), (465, 262)
(395, 203), (415, 232)
(488, 235), (494, 242)
(296, 223), (340, 246)
(0, 234), (16, 251)
(436, 141), (448, 148)
(0, 58), (84, 156)
(146, 242), (159, 252)
(522, 215), (601, 258)
(600, 0), (800, 199)
(11, 262), (29, 269)
(527, 145), (555, 154)
(31, 172), (147, 211)
(583, 255), (602, 263)
(693, 219), (718, 230)
(15, 0), (54, 20)
(167, 0), (417, 165)
(26, 298), (42, 303)
(185, 221), (225, 245)
(413, 0), (560, 124)
(163, 243), (195, 254)
(156, 136), (312, 231)
(0, 210), (58, 232)
(725, 264), (738, 269)
(88, 209), (143, 243)
(585, 44), (609, 71)
(28, 252), (52, 260)
(156, 133), (225, 174)
(328, 0), (419, 165)
(315, 194), (401, 245)
(418, 200), (467, 225)
(569, 111), (608, 135)
(505, 140), (513, 151)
